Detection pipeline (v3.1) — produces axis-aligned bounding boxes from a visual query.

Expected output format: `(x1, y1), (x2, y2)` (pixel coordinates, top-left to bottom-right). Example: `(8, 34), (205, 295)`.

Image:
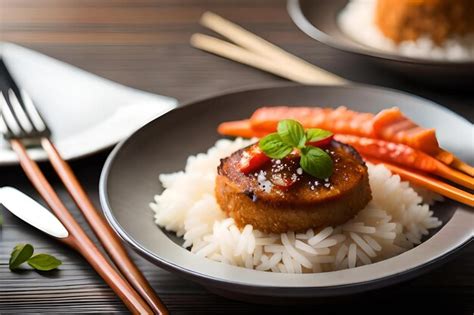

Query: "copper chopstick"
(10, 139), (153, 314)
(40, 138), (168, 315)
(364, 156), (474, 207)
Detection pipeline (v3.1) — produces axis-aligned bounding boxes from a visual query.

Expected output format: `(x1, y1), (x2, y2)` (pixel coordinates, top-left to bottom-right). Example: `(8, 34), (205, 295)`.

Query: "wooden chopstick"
(41, 138), (168, 315)
(199, 12), (347, 85)
(191, 34), (322, 84)
(364, 156), (474, 207)
(9, 139), (153, 314)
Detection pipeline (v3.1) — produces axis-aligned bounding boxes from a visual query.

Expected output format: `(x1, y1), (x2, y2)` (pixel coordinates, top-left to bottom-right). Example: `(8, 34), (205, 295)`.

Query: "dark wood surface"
(0, 0), (473, 314)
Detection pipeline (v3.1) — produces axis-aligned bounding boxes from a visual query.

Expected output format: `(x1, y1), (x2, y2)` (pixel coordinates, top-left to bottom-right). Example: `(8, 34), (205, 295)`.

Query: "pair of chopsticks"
(11, 140), (160, 314)
(191, 12), (348, 86)
(191, 12), (474, 207)
(364, 157), (473, 207)
(2, 91), (167, 312)
(41, 140), (168, 314)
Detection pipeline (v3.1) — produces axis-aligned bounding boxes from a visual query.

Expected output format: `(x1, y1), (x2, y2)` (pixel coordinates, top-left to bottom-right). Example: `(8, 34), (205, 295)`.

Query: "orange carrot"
(371, 107), (404, 132)
(217, 119), (267, 138)
(217, 106), (471, 176)
(334, 134), (438, 173)
(335, 134), (474, 190)
(451, 157), (474, 177)
(436, 149), (455, 165)
(250, 106), (373, 136)
(249, 106), (444, 155)
(250, 106), (325, 131)
(372, 107), (448, 158)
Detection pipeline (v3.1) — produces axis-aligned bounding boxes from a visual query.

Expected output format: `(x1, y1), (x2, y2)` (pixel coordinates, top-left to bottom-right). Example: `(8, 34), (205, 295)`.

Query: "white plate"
(0, 43), (177, 165)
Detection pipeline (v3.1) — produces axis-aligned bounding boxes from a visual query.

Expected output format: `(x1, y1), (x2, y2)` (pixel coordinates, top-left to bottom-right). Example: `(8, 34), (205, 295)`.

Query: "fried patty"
(215, 141), (372, 233)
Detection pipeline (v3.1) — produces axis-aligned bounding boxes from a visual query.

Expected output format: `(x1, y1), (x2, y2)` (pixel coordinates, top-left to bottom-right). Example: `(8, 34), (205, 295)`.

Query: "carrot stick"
(334, 134), (438, 172)
(435, 149), (473, 176)
(218, 106), (471, 176)
(435, 149), (455, 165)
(372, 107), (441, 156)
(334, 134), (474, 190)
(217, 119), (268, 138)
(450, 157), (474, 177)
(250, 106), (373, 136)
(249, 106), (443, 154)
(218, 119), (254, 138)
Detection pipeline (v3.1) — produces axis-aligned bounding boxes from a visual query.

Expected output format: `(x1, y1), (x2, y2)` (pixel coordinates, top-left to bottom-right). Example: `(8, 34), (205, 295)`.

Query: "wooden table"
(1, 0), (473, 313)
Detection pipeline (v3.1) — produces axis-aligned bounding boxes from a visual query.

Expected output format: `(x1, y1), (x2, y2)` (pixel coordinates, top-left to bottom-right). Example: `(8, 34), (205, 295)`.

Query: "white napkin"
(0, 42), (178, 164)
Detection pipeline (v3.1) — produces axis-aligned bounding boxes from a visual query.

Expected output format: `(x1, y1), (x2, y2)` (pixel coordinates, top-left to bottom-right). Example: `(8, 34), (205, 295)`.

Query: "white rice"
(150, 138), (442, 274)
(337, 0), (474, 61)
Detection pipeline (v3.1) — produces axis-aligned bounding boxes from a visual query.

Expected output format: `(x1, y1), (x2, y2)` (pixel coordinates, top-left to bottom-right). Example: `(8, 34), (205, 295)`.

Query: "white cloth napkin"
(0, 42), (178, 164)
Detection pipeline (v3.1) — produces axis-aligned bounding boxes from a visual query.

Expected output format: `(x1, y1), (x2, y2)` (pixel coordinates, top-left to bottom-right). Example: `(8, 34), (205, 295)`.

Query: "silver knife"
(0, 186), (69, 239)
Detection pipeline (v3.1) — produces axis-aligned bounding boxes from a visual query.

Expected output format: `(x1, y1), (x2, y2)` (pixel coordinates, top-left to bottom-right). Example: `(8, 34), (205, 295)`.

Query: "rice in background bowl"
(337, 0), (474, 61)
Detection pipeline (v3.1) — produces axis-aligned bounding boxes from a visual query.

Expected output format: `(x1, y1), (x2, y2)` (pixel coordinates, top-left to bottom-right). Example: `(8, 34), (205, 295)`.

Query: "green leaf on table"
(27, 254), (62, 271)
(9, 244), (34, 270)
(277, 119), (306, 148)
(259, 133), (293, 159)
(300, 146), (333, 179)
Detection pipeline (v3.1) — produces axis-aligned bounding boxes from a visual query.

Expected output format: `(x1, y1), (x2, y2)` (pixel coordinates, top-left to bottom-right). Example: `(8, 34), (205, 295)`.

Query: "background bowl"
(100, 84), (473, 303)
(287, 0), (474, 88)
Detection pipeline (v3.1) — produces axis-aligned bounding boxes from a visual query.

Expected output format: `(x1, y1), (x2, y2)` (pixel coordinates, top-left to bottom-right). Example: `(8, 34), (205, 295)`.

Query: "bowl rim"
(287, 0), (474, 67)
(99, 83), (473, 295)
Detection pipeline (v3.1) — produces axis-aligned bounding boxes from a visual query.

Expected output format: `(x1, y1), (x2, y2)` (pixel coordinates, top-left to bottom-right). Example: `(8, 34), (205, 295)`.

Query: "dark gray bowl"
(287, 0), (474, 88)
(99, 84), (473, 303)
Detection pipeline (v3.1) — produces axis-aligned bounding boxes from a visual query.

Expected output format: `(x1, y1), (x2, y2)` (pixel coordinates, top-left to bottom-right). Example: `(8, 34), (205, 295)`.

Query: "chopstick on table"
(41, 139), (168, 314)
(191, 34), (323, 84)
(191, 12), (474, 206)
(1, 88), (168, 314)
(192, 11), (347, 85)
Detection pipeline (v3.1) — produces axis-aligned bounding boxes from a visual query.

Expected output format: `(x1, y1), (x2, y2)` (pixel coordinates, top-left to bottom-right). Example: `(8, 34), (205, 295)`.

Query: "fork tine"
(0, 92), (22, 136)
(8, 89), (34, 133)
(20, 89), (47, 132)
(0, 111), (8, 135)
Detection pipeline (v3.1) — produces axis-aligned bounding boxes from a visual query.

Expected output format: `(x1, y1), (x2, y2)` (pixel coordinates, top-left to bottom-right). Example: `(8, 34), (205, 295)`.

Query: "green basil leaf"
(27, 254), (62, 271)
(277, 119), (306, 148)
(259, 133), (293, 159)
(9, 244), (34, 270)
(300, 146), (333, 179)
(306, 128), (333, 142)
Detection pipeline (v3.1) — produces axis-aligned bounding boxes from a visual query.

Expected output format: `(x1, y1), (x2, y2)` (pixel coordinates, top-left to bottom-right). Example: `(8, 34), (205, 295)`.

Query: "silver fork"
(0, 89), (167, 314)
(0, 89), (50, 141)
